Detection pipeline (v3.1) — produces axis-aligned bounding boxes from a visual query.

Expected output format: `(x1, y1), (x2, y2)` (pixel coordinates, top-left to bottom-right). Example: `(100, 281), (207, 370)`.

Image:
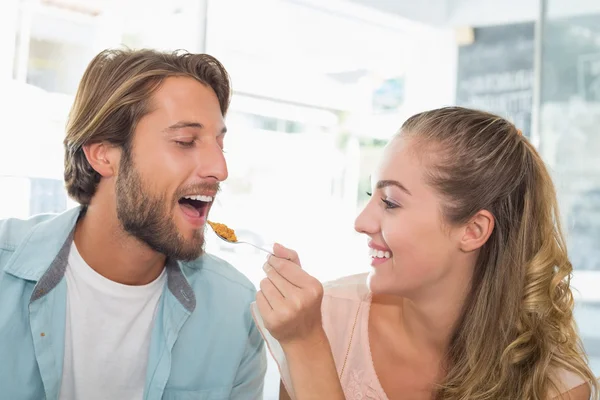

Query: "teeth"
(183, 195), (213, 202)
(369, 248), (391, 259)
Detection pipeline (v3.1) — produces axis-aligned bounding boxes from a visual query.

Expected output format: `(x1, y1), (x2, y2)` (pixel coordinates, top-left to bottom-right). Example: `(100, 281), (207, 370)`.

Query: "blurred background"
(0, 0), (599, 397)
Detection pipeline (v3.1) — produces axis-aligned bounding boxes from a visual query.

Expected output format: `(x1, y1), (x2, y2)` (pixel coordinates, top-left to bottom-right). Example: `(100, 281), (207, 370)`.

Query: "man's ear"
(83, 142), (118, 178)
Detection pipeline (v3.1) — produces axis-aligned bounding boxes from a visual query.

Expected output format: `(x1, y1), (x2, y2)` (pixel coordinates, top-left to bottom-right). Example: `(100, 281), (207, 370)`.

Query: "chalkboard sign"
(456, 23), (535, 137)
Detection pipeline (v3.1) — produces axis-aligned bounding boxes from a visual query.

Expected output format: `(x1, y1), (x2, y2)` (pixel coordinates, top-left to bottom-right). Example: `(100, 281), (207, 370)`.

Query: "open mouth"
(178, 194), (213, 219)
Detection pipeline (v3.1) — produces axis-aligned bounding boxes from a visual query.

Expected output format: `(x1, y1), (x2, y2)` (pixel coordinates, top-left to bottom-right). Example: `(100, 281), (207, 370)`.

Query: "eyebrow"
(165, 121), (227, 134)
(376, 180), (412, 196)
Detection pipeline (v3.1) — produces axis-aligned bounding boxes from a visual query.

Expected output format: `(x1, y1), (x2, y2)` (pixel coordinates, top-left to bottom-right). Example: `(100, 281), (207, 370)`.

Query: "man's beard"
(115, 151), (205, 261)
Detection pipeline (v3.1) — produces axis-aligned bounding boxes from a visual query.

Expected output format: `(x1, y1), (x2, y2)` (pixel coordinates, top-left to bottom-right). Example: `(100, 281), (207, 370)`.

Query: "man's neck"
(73, 205), (167, 286)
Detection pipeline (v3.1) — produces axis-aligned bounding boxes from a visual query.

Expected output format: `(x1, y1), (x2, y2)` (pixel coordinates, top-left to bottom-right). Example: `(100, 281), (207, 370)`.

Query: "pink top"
(252, 273), (585, 399)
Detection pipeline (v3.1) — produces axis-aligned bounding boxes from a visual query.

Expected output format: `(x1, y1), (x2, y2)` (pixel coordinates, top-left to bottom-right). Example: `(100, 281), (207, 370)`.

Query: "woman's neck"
(371, 269), (473, 358)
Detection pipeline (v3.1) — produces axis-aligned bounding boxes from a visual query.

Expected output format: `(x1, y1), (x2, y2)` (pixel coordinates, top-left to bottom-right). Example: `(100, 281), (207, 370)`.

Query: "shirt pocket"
(162, 387), (231, 400)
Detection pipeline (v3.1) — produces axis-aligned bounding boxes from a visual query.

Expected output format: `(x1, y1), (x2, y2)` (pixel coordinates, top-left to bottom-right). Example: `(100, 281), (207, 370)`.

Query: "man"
(0, 49), (266, 399)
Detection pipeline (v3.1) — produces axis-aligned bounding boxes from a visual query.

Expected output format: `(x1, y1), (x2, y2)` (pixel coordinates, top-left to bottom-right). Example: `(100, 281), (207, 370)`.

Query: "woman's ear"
(459, 210), (494, 252)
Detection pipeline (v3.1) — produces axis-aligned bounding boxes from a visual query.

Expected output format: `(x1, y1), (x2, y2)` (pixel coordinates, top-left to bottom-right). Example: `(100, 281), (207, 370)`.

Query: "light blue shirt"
(0, 206), (266, 399)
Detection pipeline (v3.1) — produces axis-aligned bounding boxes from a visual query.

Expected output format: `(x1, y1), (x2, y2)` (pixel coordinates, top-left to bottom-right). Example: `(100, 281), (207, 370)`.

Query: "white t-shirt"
(59, 243), (167, 400)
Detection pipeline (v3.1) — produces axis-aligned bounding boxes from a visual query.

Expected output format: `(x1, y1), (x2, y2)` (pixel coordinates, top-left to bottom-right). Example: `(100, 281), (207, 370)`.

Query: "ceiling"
(346, 0), (600, 27)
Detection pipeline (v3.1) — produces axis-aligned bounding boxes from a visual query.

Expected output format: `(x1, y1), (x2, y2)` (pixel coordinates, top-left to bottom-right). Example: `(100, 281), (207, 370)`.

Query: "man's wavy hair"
(64, 48), (231, 205)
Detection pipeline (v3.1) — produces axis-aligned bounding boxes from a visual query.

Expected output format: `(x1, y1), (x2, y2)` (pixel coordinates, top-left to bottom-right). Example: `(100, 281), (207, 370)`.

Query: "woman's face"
(354, 136), (479, 298)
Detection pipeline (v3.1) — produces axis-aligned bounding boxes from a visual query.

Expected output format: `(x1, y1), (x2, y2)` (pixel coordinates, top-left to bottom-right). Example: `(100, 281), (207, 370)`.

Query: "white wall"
(402, 27), (458, 115)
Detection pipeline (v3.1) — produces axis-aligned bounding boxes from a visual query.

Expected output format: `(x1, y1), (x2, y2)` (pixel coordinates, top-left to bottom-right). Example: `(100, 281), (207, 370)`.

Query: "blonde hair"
(64, 48), (231, 205)
(400, 107), (598, 400)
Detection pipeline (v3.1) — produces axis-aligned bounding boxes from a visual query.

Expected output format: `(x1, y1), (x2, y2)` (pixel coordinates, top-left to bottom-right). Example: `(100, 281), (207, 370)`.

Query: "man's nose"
(195, 141), (228, 182)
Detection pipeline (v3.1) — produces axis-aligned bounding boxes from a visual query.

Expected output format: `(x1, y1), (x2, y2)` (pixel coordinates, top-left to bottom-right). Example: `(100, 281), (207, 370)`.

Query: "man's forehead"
(143, 80), (225, 130)
(151, 77), (221, 110)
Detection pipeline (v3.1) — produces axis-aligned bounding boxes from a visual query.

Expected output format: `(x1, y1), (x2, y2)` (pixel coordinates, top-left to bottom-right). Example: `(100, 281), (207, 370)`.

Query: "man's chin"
(177, 247), (204, 262)
(139, 234), (205, 262)
(171, 236), (205, 262)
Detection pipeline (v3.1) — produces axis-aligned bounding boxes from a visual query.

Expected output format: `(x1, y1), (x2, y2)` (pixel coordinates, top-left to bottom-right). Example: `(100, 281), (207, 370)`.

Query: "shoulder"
(320, 273), (371, 353)
(0, 213), (58, 252)
(549, 368), (592, 399)
(551, 382), (591, 400)
(322, 272), (371, 303)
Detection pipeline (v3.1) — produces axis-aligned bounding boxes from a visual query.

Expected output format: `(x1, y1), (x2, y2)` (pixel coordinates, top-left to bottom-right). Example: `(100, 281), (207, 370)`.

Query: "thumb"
(273, 243), (301, 266)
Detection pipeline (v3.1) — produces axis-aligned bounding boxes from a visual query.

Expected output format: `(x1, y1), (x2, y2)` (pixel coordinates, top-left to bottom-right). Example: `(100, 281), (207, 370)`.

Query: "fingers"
(267, 255), (315, 289)
(263, 261), (297, 298)
(265, 256), (324, 312)
(273, 243), (301, 266)
(256, 290), (272, 314)
(256, 246), (326, 343)
(259, 276), (285, 309)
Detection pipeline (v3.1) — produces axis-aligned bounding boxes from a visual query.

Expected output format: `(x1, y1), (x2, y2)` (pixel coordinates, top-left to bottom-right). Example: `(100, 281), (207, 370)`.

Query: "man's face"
(115, 76), (228, 261)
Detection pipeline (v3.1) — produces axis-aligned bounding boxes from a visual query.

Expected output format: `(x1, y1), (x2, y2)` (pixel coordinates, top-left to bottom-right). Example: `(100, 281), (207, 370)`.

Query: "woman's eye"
(381, 198), (399, 209)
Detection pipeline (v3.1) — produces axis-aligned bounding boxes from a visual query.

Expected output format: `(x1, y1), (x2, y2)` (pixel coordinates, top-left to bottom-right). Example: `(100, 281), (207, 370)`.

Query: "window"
(541, 0), (600, 373)
(4, 0), (597, 395)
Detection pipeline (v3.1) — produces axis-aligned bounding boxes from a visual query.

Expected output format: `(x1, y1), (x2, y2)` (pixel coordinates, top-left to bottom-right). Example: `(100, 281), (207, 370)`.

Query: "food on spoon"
(207, 221), (238, 242)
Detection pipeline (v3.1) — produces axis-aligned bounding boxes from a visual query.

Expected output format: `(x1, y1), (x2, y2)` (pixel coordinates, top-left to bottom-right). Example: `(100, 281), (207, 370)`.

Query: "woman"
(253, 107), (598, 400)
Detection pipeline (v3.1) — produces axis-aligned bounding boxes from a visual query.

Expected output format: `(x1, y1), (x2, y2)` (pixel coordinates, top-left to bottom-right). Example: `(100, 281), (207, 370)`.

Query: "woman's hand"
(256, 244), (345, 399)
(256, 243), (325, 348)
